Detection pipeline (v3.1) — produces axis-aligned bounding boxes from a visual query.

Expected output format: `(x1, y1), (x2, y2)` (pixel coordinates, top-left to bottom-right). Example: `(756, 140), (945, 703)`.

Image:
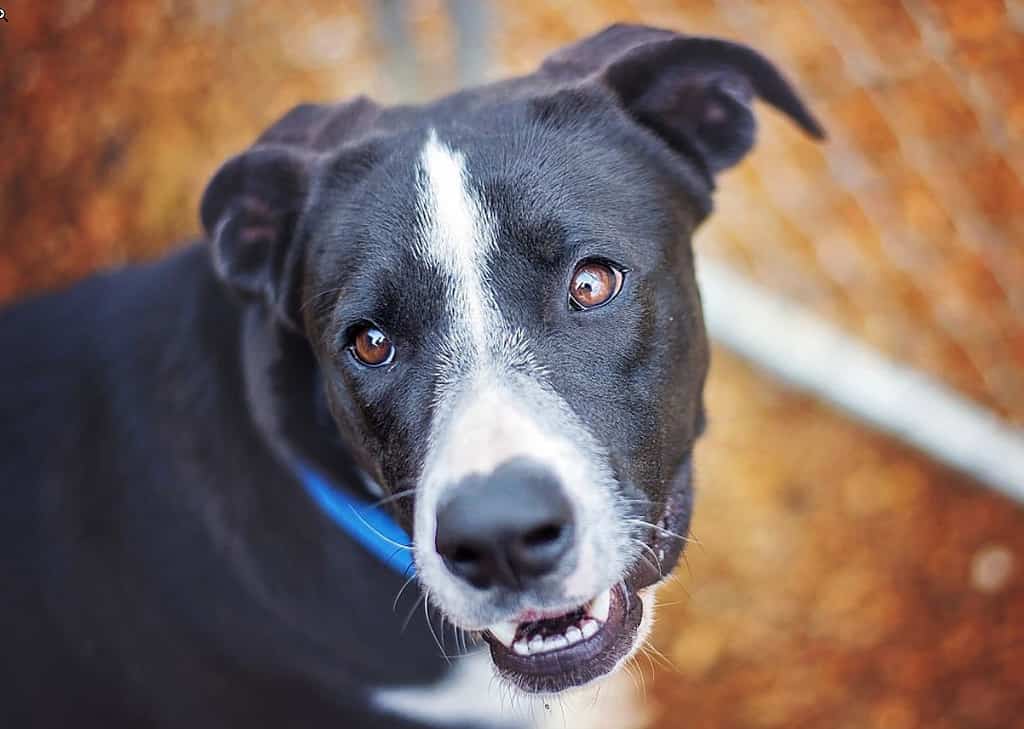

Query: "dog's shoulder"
(0, 242), (222, 462)
(0, 240), (230, 552)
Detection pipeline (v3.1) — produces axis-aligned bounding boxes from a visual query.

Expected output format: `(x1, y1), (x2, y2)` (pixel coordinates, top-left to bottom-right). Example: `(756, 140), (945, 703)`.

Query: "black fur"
(0, 24), (821, 727)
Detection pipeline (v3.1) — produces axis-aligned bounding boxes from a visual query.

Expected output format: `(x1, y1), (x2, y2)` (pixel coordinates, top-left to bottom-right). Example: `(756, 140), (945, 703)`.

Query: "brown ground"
(644, 346), (1023, 729)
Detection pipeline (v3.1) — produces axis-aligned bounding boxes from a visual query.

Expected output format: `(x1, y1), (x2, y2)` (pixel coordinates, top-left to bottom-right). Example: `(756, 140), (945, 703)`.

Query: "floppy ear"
(199, 95), (383, 331)
(545, 24), (824, 176)
(254, 95), (382, 151)
(200, 145), (317, 332)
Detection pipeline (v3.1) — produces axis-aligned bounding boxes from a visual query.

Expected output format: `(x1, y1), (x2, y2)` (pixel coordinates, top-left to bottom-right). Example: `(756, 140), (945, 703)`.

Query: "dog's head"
(200, 25), (822, 694)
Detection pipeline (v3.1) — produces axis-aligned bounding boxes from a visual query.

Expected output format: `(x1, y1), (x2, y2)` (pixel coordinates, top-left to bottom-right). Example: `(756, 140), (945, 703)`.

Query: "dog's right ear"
(543, 24), (824, 179)
(200, 97), (383, 331)
(200, 145), (317, 332)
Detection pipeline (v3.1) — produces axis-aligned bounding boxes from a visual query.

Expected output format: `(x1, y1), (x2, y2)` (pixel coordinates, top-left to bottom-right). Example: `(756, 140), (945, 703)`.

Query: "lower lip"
(481, 584), (643, 693)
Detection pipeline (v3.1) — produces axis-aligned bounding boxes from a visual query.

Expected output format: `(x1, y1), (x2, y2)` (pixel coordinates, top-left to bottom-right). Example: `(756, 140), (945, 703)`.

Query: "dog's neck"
(236, 306), (417, 567)
(238, 306), (364, 495)
(173, 298), (448, 688)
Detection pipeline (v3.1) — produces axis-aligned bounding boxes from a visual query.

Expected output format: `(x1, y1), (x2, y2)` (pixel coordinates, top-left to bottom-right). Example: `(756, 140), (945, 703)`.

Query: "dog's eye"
(350, 324), (395, 367)
(569, 260), (625, 311)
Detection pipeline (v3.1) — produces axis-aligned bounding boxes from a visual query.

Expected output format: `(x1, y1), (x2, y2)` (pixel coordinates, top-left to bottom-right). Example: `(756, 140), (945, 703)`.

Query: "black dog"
(0, 24), (821, 728)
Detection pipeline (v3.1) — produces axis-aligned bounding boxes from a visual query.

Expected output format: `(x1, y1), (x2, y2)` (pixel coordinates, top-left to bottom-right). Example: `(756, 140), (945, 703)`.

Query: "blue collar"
(296, 464), (415, 576)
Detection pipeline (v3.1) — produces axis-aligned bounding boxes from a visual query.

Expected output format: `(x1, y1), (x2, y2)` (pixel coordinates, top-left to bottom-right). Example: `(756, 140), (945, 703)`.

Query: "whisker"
(633, 539), (664, 575)
(368, 487), (417, 508)
(642, 642), (677, 672)
(423, 592), (451, 663)
(391, 573), (418, 612)
(644, 652), (657, 688)
(445, 621), (458, 656)
(622, 659), (642, 696)
(634, 656), (649, 699)
(689, 528), (708, 554)
(653, 596), (689, 608)
(401, 592), (426, 633)
(453, 624), (469, 656)
(347, 506), (412, 551)
(625, 518), (699, 545)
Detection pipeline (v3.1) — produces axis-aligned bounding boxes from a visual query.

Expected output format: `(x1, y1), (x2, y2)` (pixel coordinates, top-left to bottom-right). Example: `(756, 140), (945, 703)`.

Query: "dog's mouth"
(481, 583), (643, 693)
(476, 480), (692, 693)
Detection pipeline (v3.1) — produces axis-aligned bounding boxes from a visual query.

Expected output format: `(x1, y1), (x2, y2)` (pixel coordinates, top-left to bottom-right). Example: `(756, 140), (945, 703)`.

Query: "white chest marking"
(373, 648), (647, 729)
(373, 650), (521, 728)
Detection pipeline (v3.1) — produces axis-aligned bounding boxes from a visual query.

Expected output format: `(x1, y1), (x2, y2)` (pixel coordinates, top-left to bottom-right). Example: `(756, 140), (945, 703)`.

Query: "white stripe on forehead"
(410, 133), (630, 618)
(414, 130), (498, 362)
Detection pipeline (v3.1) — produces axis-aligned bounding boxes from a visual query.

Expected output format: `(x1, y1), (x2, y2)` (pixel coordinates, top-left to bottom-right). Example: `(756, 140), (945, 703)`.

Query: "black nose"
(434, 459), (575, 590)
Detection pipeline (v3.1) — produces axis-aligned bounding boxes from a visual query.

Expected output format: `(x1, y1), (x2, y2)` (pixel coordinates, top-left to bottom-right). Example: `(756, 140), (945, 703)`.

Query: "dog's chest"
(373, 650), (647, 729)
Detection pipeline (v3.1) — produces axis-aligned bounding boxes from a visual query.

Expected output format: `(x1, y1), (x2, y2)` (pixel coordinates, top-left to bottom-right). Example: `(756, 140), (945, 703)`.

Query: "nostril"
(512, 519), (573, 579)
(522, 522), (563, 548)
(433, 458), (575, 588)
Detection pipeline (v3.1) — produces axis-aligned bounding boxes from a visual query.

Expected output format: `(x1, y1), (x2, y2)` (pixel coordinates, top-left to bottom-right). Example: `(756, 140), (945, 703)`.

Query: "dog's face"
(201, 25), (822, 694)
(309, 121), (707, 692)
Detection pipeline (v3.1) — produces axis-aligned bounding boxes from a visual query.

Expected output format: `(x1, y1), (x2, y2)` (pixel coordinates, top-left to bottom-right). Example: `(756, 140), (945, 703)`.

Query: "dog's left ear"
(200, 145), (317, 332)
(545, 24), (824, 176)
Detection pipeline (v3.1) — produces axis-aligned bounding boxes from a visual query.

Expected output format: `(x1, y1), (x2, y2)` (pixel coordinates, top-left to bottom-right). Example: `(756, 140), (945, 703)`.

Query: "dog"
(0, 23), (822, 728)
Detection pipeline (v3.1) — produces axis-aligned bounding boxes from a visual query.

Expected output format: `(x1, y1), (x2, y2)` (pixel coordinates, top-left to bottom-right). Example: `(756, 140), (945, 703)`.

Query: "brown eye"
(569, 260), (624, 310)
(351, 324), (395, 367)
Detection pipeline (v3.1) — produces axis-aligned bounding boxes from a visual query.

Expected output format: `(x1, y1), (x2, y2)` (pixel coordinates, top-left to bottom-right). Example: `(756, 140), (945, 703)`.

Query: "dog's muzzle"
(429, 457), (654, 694)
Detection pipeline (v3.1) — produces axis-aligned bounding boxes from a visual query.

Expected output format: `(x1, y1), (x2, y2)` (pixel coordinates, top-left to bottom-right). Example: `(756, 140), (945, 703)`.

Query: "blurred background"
(1, 1), (1022, 727)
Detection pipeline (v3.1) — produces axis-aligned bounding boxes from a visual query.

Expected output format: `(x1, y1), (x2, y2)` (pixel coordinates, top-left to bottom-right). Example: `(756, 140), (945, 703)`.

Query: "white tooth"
(528, 635), (545, 654)
(513, 639), (530, 656)
(565, 626), (583, 644)
(546, 635), (569, 651)
(581, 619), (599, 639)
(486, 621), (518, 648)
(588, 589), (611, 622)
